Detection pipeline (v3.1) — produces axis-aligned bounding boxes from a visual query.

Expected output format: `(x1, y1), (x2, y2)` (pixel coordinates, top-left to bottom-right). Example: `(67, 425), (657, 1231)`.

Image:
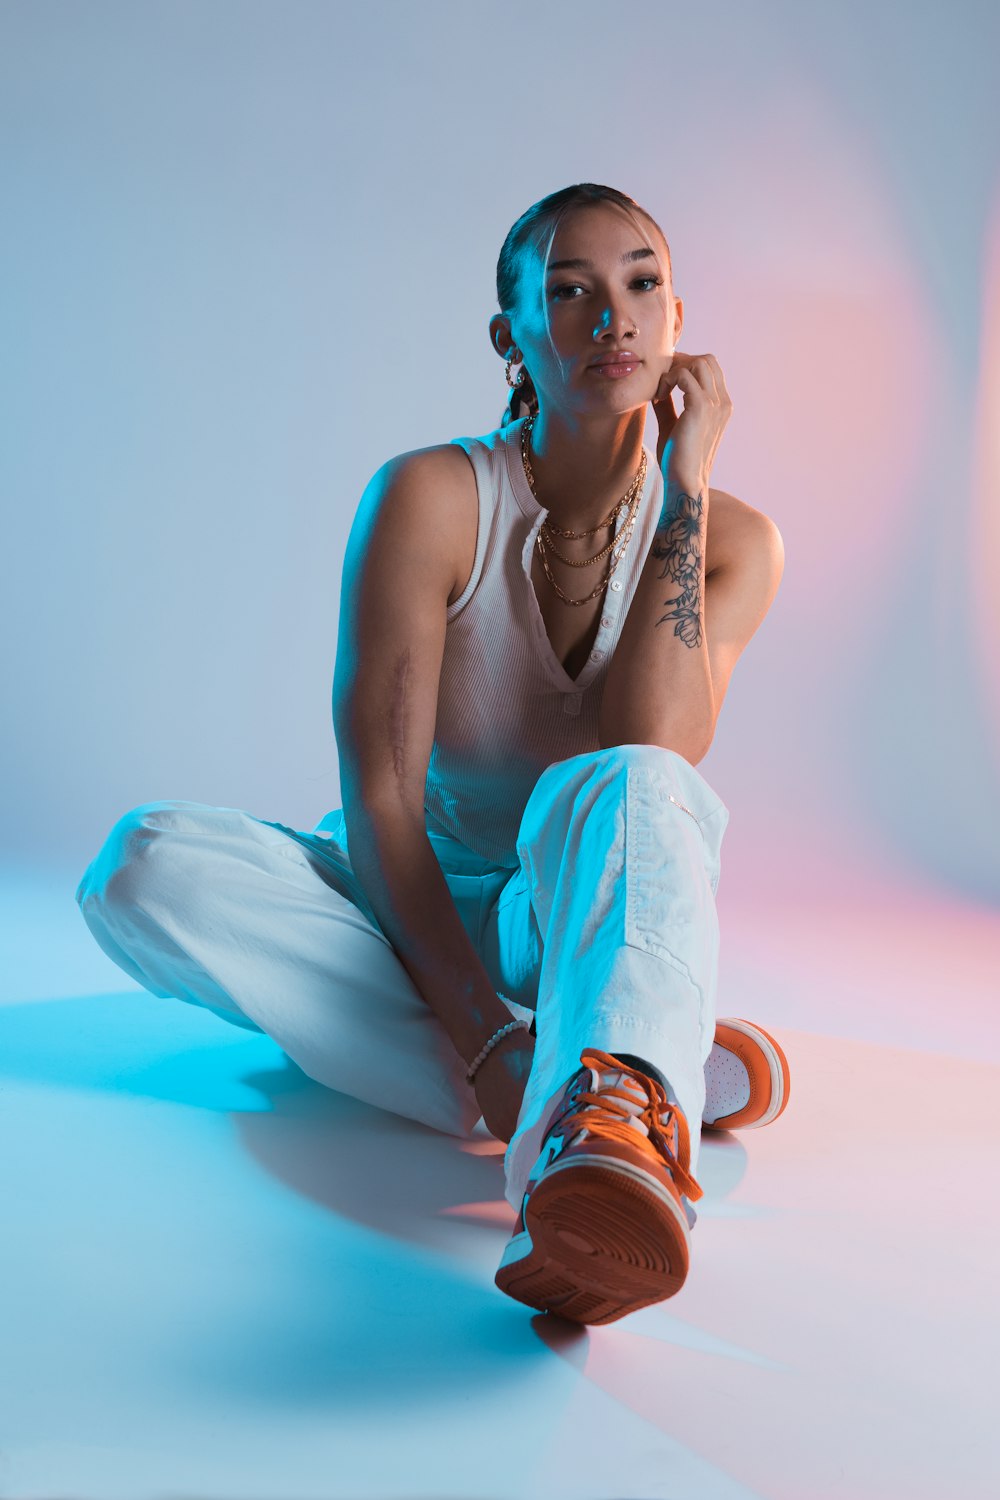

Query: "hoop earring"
(505, 352), (525, 389)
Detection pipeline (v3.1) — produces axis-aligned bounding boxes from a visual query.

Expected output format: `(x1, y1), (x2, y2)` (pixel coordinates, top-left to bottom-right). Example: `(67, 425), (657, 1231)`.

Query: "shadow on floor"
(0, 990), (748, 1258)
(0, 991), (756, 1415)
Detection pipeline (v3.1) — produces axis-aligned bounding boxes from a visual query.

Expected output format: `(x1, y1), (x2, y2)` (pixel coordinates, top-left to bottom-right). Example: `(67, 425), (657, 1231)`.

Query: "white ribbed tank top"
(421, 413), (664, 870)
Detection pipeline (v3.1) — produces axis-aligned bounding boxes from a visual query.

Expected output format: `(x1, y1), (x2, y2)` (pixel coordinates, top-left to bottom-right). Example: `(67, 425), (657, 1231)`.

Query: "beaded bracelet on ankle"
(466, 1018), (531, 1085)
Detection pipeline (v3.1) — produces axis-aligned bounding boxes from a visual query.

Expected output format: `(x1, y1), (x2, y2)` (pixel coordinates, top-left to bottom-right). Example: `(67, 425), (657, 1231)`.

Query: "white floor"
(1, 857), (997, 1500)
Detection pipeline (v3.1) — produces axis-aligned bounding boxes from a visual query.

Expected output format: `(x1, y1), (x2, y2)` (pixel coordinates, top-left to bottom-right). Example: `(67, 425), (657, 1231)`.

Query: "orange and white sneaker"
(495, 1049), (703, 1326)
(703, 1018), (790, 1131)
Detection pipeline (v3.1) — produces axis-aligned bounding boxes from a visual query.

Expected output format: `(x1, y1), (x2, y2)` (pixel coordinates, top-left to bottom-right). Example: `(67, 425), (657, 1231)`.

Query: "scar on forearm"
(386, 647), (411, 782)
(650, 490), (705, 648)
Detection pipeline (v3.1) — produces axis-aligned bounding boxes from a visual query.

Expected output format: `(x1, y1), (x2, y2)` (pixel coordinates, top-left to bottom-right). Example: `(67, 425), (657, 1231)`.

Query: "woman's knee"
(75, 799), (209, 915)
(600, 742), (687, 774)
(540, 742), (686, 797)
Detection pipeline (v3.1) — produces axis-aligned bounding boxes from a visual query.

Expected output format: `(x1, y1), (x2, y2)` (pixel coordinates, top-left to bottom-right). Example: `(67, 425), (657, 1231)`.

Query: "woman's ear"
(489, 312), (514, 359)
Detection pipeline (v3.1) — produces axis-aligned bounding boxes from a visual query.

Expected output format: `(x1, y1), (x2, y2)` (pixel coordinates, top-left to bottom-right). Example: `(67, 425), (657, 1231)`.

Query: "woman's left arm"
(597, 353), (783, 762)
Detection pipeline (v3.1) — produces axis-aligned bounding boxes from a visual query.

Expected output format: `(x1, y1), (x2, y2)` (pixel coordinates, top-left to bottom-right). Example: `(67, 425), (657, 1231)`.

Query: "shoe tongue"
(592, 1067), (651, 1118)
(589, 1066), (679, 1144)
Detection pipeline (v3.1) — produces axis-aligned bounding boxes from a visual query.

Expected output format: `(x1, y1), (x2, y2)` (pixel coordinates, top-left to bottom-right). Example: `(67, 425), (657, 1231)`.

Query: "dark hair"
(496, 182), (673, 428)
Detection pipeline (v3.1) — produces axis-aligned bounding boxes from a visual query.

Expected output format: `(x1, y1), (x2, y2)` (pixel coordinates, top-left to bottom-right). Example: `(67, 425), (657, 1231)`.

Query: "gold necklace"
(520, 411), (646, 607)
(542, 528), (621, 571)
(535, 461), (645, 606)
(540, 464), (644, 568)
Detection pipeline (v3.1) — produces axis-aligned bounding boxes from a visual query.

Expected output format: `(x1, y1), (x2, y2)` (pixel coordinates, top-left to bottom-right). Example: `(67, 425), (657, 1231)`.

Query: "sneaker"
(495, 1048), (703, 1325)
(703, 1018), (790, 1130)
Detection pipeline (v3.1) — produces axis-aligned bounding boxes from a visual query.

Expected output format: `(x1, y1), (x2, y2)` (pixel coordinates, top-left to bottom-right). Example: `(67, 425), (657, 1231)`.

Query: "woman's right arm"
(331, 447), (532, 1133)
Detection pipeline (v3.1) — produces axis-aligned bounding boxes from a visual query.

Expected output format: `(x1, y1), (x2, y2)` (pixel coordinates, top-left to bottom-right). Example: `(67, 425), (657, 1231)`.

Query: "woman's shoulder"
(374, 420), (510, 516)
(378, 430), (497, 488)
(368, 441), (481, 535)
(355, 442), (484, 601)
(706, 487), (782, 576)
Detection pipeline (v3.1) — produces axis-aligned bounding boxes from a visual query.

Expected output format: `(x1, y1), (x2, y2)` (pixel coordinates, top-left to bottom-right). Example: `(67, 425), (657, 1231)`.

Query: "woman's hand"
(472, 1025), (535, 1144)
(651, 351), (733, 492)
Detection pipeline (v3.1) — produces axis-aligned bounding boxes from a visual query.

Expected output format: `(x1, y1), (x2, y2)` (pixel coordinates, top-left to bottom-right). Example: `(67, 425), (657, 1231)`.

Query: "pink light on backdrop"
(678, 73), (999, 899)
(686, 75), (937, 643)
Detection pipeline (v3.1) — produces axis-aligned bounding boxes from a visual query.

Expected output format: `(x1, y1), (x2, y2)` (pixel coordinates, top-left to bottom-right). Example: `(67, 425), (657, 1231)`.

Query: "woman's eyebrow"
(546, 247), (659, 274)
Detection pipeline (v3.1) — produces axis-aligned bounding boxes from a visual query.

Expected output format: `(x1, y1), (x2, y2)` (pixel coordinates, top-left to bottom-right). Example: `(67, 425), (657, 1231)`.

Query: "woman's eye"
(550, 276), (663, 300)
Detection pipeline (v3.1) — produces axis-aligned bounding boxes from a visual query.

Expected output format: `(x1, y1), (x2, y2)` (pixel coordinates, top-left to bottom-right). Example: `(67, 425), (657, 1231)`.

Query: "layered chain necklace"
(519, 410), (647, 607)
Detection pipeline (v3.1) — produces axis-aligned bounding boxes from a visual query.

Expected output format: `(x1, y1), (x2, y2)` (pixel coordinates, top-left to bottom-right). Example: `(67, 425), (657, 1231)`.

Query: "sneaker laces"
(548, 1047), (704, 1203)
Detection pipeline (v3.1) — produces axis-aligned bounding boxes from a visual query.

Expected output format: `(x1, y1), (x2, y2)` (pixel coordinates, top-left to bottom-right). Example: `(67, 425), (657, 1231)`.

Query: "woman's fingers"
(682, 355), (716, 397)
(665, 354), (731, 407)
(697, 353), (733, 406)
(652, 370), (679, 406)
(666, 366), (704, 402)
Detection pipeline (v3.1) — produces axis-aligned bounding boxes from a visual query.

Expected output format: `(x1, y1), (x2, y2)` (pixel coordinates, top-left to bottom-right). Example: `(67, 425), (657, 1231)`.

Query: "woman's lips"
(588, 359), (643, 378)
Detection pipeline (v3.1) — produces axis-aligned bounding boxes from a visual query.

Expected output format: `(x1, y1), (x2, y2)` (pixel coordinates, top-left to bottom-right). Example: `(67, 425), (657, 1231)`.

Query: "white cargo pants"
(75, 744), (729, 1217)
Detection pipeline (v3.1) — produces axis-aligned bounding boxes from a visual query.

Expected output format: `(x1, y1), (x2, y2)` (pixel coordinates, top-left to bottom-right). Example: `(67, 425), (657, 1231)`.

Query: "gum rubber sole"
(494, 1160), (691, 1325)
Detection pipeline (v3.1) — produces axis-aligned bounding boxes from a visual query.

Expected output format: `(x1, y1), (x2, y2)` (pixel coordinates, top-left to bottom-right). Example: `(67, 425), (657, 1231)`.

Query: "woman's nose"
(594, 300), (634, 339)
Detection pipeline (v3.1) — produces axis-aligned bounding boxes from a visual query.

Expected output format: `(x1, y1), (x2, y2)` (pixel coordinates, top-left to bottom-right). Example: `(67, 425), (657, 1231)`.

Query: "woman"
(76, 182), (789, 1326)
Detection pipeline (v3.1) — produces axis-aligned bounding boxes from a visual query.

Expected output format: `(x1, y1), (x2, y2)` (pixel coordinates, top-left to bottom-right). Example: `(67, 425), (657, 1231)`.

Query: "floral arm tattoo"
(649, 490), (705, 649)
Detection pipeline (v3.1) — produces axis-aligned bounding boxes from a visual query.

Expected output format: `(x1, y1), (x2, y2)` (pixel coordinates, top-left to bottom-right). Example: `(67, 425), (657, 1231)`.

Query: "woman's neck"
(523, 407), (648, 532)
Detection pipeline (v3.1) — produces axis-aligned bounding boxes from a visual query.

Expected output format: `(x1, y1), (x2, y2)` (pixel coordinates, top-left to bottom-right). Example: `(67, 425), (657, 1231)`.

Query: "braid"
(501, 368), (540, 428)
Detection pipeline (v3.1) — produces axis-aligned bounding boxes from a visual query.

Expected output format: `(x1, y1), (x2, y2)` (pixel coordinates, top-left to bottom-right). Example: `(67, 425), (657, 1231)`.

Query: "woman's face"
(510, 203), (682, 417)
